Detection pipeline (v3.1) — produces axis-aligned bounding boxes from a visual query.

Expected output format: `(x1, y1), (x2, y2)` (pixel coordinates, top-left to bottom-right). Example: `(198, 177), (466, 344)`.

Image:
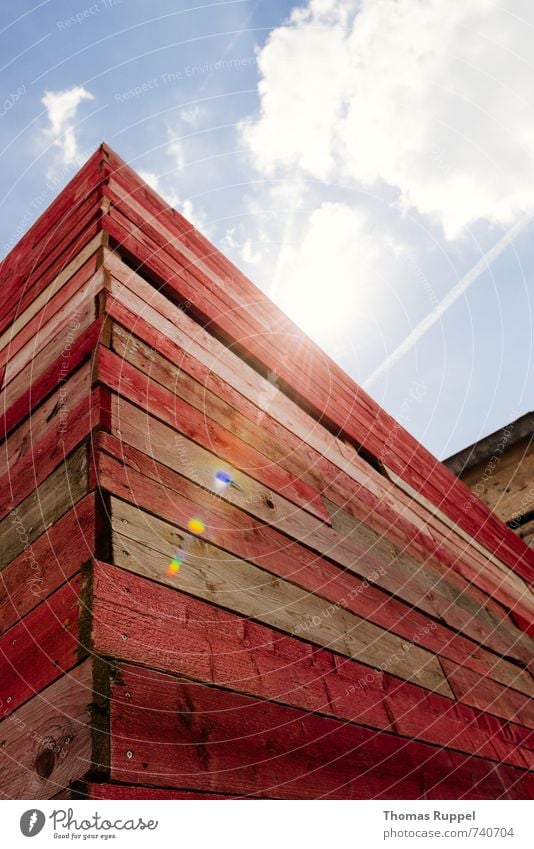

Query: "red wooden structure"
(0, 143), (532, 799)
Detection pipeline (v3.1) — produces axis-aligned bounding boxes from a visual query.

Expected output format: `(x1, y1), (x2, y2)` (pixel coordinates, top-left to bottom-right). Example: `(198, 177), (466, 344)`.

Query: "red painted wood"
(97, 346), (330, 524)
(0, 147), (106, 325)
(95, 430), (533, 666)
(102, 289), (531, 633)
(0, 317), (105, 440)
(0, 386), (102, 521)
(441, 659), (534, 729)
(0, 258), (100, 372)
(109, 662), (533, 799)
(91, 560), (533, 769)
(98, 145), (534, 585)
(90, 348), (530, 688)
(0, 149), (104, 286)
(0, 493), (96, 634)
(0, 575), (82, 715)
(0, 194), (102, 335)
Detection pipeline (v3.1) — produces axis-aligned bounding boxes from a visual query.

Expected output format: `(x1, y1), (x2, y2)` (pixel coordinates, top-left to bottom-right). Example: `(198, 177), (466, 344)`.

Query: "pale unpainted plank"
(111, 396), (532, 664)
(100, 344), (330, 524)
(0, 232), (104, 355)
(383, 464), (534, 614)
(0, 361), (91, 482)
(110, 495), (452, 697)
(0, 299), (95, 413)
(327, 499), (533, 663)
(0, 443), (88, 570)
(0, 493), (96, 634)
(89, 559), (532, 769)
(2, 268), (105, 388)
(101, 208), (533, 587)
(103, 268), (531, 617)
(98, 430), (534, 670)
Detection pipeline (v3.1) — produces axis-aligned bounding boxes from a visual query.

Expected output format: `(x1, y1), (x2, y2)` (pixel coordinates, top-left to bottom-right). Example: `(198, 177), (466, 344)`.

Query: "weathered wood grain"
(441, 659), (534, 729)
(110, 497), (451, 696)
(98, 343), (331, 524)
(0, 299), (95, 412)
(109, 662), (533, 799)
(0, 317), (105, 440)
(0, 361), (91, 481)
(91, 559), (533, 769)
(0, 247), (101, 366)
(0, 493), (96, 634)
(0, 659), (94, 799)
(102, 403), (533, 665)
(99, 157), (534, 584)
(0, 575), (82, 715)
(102, 271), (532, 622)
(1, 269), (104, 391)
(0, 444), (88, 570)
(0, 383), (100, 521)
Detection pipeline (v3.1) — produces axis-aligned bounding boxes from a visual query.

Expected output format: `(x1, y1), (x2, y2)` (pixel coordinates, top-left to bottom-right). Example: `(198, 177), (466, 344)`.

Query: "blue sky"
(1, 0), (533, 459)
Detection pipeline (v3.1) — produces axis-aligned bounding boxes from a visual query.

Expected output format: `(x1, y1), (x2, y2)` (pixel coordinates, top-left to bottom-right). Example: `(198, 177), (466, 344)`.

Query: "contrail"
(364, 217), (528, 388)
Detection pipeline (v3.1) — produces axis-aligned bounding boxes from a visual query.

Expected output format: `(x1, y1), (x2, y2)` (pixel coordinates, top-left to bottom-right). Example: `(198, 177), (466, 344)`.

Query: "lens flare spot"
(167, 558), (181, 576)
(215, 470), (232, 487)
(187, 518), (205, 535)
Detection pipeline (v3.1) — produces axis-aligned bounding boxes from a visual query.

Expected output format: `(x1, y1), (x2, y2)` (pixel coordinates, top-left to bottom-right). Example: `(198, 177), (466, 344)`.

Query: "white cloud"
(180, 105), (205, 126)
(167, 133), (185, 172)
(244, 0), (534, 238)
(42, 86), (94, 167)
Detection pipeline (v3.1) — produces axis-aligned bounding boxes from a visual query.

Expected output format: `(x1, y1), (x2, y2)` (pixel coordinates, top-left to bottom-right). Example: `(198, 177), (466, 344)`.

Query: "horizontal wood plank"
(0, 444), (88, 570)
(102, 271), (532, 624)
(0, 659), (94, 799)
(109, 661), (533, 799)
(91, 559), (533, 768)
(0, 575), (83, 715)
(109, 497), (452, 696)
(0, 492), (96, 634)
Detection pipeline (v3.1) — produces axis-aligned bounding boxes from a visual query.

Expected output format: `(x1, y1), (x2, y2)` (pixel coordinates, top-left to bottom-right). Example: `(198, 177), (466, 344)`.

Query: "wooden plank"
(0, 361), (91, 482)
(1, 210), (101, 344)
(0, 317), (105, 440)
(326, 500), (533, 662)
(92, 397), (529, 699)
(0, 148), (104, 293)
(99, 343), (331, 524)
(102, 273), (532, 624)
(97, 430), (533, 669)
(0, 383), (100, 521)
(0, 298), (95, 412)
(461, 437), (534, 524)
(382, 464), (534, 627)
(1, 268), (104, 389)
(109, 662), (533, 799)
(0, 575), (82, 715)
(0, 659), (94, 799)
(441, 659), (534, 729)
(104, 401), (532, 664)
(0, 187), (103, 333)
(100, 155), (534, 585)
(109, 497), (452, 696)
(0, 245), (101, 364)
(0, 443), (88, 570)
(0, 493), (96, 634)
(91, 560), (533, 769)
